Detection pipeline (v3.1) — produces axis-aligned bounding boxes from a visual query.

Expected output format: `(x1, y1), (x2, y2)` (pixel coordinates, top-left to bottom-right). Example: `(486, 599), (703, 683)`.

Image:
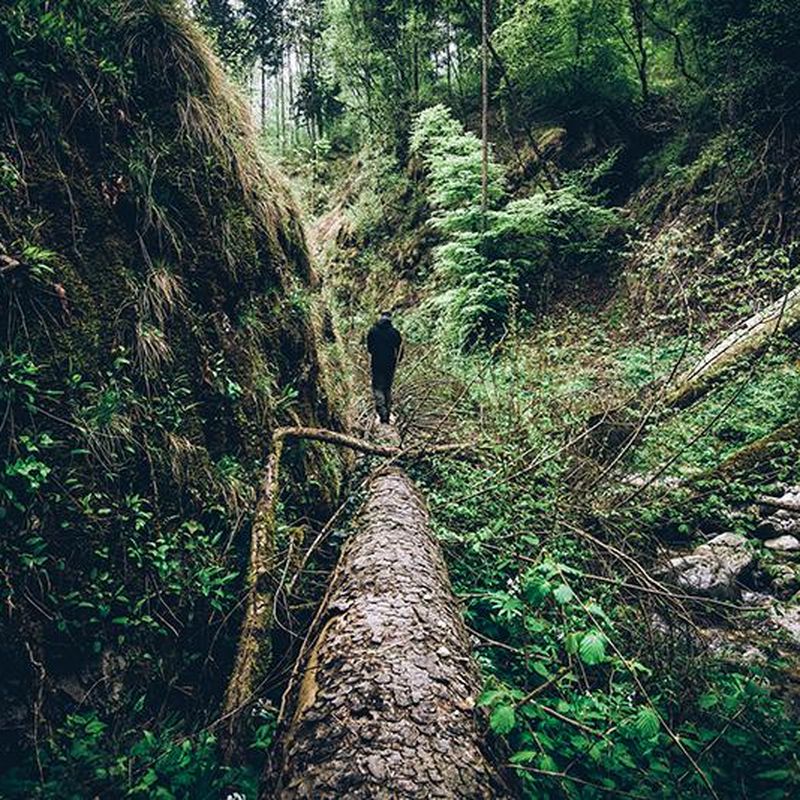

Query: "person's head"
(378, 310), (392, 324)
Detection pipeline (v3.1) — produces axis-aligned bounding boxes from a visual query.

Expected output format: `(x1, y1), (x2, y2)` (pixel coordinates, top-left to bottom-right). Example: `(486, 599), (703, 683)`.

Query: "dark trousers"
(371, 366), (395, 423)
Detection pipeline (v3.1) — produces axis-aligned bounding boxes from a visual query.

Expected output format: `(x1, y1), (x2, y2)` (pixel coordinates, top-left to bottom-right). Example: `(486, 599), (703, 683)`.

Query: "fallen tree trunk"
(667, 284), (800, 409)
(270, 467), (505, 799)
(703, 416), (800, 481)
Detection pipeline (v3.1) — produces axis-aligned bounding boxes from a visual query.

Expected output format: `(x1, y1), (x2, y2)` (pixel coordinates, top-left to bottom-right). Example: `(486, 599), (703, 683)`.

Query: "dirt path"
(271, 464), (505, 798)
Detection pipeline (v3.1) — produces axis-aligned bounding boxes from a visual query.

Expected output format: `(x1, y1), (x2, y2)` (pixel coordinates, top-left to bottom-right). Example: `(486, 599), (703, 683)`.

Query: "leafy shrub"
(410, 105), (625, 347)
(0, 712), (258, 800)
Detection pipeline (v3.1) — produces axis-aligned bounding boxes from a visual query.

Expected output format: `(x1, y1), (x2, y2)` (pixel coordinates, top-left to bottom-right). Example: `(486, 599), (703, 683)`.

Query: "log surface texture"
(273, 467), (503, 799)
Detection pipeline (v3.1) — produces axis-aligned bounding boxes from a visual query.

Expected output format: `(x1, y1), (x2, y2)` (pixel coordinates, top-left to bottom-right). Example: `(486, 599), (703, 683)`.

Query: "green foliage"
(410, 105), (625, 347)
(410, 104), (505, 213)
(495, 0), (639, 114)
(412, 390), (800, 799)
(633, 352), (800, 476)
(0, 711), (258, 800)
(0, 1), (341, 794)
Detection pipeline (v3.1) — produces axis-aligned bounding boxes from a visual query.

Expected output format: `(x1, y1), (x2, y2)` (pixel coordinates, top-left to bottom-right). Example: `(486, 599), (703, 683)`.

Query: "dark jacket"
(367, 318), (402, 375)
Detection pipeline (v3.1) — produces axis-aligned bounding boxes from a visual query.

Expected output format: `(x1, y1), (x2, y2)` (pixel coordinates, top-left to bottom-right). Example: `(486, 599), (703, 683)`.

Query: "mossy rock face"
(0, 0), (341, 768)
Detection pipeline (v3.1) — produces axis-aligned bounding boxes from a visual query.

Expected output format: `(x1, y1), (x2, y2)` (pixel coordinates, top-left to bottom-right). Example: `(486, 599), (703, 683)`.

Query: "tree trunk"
(446, 14), (452, 103)
(221, 426), (475, 756)
(480, 0), (489, 216)
(270, 467), (505, 799)
(629, 0), (649, 102)
(667, 284), (800, 408)
(702, 416), (800, 482)
(260, 57), (266, 131)
(288, 43), (295, 145)
(279, 55), (286, 152)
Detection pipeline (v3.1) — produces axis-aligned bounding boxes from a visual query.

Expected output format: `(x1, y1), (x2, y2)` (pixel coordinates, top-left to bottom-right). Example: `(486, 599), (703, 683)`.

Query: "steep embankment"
(0, 1), (338, 793)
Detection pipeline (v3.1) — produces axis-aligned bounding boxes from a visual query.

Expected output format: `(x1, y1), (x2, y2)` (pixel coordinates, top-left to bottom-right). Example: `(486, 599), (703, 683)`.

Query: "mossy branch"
(667, 284), (800, 409)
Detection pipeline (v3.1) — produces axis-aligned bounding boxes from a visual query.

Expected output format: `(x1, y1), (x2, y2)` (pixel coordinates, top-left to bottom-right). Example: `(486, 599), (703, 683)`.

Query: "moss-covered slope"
(0, 1), (339, 792)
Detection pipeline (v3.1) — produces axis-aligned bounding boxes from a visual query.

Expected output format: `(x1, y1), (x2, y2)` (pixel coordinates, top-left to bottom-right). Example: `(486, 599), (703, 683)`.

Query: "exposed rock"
(764, 535), (800, 553)
(766, 564), (800, 599)
(754, 487), (800, 541)
(754, 511), (800, 540)
(703, 628), (768, 666)
(770, 604), (800, 645)
(757, 486), (800, 513)
(659, 533), (754, 599)
(650, 612), (767, 667)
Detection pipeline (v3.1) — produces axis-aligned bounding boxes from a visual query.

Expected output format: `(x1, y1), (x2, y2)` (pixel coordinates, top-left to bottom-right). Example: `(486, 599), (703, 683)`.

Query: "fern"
(489, 703), (516, 735)
(410, 105), (625, 348)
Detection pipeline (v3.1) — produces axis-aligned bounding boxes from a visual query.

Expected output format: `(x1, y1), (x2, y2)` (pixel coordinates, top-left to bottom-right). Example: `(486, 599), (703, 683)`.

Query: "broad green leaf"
(553, 583), (575, 604)
(697, 692), (719, 710)
(477, 688), (504, 707)
(634, 707), (661, 740)
(578, 631), (606, 665)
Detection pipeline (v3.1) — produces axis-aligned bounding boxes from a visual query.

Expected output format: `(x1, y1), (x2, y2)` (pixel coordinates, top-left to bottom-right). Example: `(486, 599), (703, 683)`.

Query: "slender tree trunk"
(454, 36), (466, 115)
(446, 14), (453, 104)
(308, 38), (316, 143)
(480, 0), (489, 216)
(249, 64), (255, 117)
(279, 55), (286, 152)
(288, 43), (295, 145)
(260, 57), (266, 131)
(412, 9), (420, 106)
(629, 0), (649, 102)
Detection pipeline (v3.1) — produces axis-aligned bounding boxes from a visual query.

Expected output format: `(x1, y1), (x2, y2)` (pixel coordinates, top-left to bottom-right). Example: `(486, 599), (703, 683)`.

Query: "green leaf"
(478, 688), (504, 707)
(755, 769), (793, 781)
(509, 749), (537, 764)
(634, 707), (660, 740)
(490, 703), (516, 735)
(523, 577), (551, 606)
(578, 631), (606, 665)
(697, 692), (718, 711)
(553, 583), (575, 604)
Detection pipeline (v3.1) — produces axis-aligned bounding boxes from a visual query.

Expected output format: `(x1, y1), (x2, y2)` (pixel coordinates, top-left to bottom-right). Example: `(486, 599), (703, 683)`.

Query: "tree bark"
(480, 0), (489, 216)
(629, 0), (649, 102)
(667, 284), (800, 408)
(221, 427), (479, 755)
(260, 57), (266, 130)
(270, 467), (506, 799)
(222, 437), (284, 756)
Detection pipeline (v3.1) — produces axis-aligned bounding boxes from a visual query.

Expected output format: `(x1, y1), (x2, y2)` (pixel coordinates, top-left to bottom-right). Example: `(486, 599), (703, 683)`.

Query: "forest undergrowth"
(310, 104), (800, 795)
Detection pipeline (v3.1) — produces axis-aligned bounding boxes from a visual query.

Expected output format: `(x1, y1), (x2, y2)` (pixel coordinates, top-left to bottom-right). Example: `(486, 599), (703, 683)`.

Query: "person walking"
(366, 311), (402, 424)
